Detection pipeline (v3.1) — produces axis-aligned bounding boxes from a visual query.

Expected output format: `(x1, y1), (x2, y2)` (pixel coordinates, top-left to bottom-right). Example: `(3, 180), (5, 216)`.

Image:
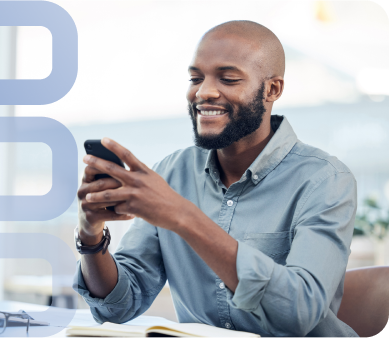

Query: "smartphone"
(84, 139), (125, 211)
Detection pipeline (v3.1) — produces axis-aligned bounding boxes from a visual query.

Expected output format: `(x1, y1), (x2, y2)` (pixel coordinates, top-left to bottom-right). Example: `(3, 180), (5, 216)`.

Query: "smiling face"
(187, 32), (271, 149)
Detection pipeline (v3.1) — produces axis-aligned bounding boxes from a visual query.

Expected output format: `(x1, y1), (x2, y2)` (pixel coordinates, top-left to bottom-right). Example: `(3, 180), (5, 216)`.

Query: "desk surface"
(0, 300), (176, 337)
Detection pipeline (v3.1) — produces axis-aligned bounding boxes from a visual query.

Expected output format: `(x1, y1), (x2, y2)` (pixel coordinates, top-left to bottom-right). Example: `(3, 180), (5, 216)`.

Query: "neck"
(216, 115), (274, 188)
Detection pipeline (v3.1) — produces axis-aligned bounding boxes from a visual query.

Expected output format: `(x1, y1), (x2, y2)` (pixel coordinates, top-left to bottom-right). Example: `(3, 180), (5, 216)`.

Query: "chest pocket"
(243, 231), (291, 265)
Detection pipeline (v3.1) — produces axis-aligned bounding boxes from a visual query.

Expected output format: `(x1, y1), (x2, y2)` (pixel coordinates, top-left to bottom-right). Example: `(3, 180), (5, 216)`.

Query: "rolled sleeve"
(73, 255), (133, 308)
(72, 218), (167, 324)
(226, 241), (275, 312)
(226, 172), (357, 337)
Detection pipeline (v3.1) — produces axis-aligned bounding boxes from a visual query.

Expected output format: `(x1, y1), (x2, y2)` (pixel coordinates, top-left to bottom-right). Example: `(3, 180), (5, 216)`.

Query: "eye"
(189, 78), (202, 84)
(221, 78), (240, 83)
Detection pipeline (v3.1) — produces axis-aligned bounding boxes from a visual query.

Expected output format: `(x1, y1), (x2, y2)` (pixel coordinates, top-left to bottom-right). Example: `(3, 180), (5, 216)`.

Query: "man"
(74, 21), (358, 337)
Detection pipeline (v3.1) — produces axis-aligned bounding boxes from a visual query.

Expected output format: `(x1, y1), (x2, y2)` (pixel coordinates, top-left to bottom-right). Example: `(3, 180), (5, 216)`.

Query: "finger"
(114, 201), (132, 215)
(114, 202), (135, 218)
(101, 138), (146, 172)
(85, 188), (130, 204)
(88, 178), (121, 193)
(83, 166), (105, 183)
(78, 178), (121, 200)
(82, 201), (124, 211)
(83, 154), (130, 183)
(86, 208), (135, 223)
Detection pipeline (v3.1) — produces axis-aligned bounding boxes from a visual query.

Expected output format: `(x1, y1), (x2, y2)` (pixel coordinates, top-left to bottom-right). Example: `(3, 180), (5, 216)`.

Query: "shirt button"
(253, 174), (258, 180)
(225, 322), (231, 329)
(227, 200), (233, 206)
(219, 282), (225, 289)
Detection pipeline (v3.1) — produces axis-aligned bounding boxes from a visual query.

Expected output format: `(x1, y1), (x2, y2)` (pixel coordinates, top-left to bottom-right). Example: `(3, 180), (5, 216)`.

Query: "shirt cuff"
(73, 254), (133, 309)
(226, 241), (275, 312)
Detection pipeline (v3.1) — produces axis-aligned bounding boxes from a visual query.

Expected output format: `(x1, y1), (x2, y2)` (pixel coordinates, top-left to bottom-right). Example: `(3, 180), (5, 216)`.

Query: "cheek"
(186, 86), (197, 102)
(219, 86), (246, 105)
(226, 80), (258, 101)
(235, 89), (252, 103)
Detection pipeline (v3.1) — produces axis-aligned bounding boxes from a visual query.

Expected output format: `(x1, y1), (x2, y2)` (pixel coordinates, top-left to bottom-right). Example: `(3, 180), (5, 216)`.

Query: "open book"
(66, 321), (260, 337)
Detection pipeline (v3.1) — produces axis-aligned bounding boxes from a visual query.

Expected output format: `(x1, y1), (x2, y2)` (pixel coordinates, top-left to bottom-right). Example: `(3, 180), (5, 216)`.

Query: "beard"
(188, 82), (266, 150)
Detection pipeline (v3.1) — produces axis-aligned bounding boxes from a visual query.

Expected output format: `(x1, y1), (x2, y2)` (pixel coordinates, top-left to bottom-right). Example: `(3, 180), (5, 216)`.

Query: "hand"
(77, 164), (134, 244)
(83, 138), (239, 292)
(83, 138), (192, 232)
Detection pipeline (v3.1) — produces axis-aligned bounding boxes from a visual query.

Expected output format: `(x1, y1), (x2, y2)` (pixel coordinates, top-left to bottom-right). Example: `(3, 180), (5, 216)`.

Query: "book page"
(124, 316), (178, 327)
(66, 322), (148, 337)
(146, 323), (260, 337)
(66, 321), (260, 337)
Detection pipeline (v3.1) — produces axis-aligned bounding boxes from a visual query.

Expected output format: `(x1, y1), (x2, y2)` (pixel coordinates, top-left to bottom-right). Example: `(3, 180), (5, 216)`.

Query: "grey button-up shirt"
(74, 115), (358, 337)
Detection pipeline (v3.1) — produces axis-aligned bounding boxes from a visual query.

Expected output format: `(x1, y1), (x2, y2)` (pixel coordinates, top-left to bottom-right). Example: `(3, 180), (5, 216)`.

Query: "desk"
(4, 278), (176, 320)
(0, 301), (176, 337)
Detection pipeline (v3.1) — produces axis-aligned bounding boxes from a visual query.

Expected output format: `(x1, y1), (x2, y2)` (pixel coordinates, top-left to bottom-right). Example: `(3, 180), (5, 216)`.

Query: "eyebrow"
(188, 66), (243, 72)
(216, 66), (242, 72)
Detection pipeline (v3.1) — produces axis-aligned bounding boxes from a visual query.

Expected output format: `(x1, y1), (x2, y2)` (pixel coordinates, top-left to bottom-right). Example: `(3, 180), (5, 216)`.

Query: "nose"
(195, 78), (220, 101)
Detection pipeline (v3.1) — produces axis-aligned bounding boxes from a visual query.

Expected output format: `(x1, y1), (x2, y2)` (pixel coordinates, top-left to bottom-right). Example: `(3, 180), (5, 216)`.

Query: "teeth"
(200, 110), (225, 116)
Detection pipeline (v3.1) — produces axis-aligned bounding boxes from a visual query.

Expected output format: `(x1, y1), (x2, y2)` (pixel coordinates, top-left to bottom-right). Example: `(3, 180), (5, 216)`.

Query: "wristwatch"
(74, 226), (111, 255)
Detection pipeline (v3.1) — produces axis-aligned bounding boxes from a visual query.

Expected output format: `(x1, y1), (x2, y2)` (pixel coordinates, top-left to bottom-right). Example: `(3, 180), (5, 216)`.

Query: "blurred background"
(0, 0), (389, 322)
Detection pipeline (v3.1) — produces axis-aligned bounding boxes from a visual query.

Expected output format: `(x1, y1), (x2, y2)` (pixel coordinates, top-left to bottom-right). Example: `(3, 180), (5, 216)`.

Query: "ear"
(265, 76), (284, 102)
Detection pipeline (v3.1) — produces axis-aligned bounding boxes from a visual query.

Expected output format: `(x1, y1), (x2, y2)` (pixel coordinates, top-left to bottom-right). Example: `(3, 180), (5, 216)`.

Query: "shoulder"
(286, 140), (353, 180)
(151, 146), (208, 179)
(278, 140), (357, 203)
(287, 143), (357, 230)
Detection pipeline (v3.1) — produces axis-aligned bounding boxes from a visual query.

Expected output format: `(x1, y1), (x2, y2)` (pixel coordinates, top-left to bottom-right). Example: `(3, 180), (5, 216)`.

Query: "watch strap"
(75, 226), (111, 255)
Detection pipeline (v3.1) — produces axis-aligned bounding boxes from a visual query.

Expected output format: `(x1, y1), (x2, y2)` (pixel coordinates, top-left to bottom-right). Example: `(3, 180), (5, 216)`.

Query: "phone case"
(84, 139), (125, 211)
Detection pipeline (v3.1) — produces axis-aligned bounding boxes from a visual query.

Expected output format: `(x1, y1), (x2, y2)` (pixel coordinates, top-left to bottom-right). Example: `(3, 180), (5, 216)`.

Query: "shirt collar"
(204, 115), (297, 185)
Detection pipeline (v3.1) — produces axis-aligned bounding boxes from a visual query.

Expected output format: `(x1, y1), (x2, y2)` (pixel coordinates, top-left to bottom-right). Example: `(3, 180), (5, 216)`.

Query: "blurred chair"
(338, 266), (389, 337)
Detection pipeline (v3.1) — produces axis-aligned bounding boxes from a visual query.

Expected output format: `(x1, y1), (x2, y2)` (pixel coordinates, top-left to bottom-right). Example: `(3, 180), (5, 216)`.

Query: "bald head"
(202, 20), (285, 78)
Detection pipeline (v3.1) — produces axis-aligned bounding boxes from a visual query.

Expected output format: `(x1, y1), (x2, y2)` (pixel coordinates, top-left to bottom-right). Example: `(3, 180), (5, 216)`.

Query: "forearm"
(74, 218), (167, 325)
(79, 229), (118, 299)
(173, 201), (239, 292)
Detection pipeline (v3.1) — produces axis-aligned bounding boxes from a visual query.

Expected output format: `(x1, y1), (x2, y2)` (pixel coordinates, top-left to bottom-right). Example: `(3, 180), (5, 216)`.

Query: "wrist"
(78, 227), (104, 246)
(172, 200), (200, 236)
(75, 226), (111, 255)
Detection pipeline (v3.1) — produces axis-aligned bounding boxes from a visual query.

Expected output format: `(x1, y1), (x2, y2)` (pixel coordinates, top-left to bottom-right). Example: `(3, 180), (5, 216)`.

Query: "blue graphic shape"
(0, 233), (77, 336)
(0, 1), (78, 105)
(0, 117), (78, 221)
